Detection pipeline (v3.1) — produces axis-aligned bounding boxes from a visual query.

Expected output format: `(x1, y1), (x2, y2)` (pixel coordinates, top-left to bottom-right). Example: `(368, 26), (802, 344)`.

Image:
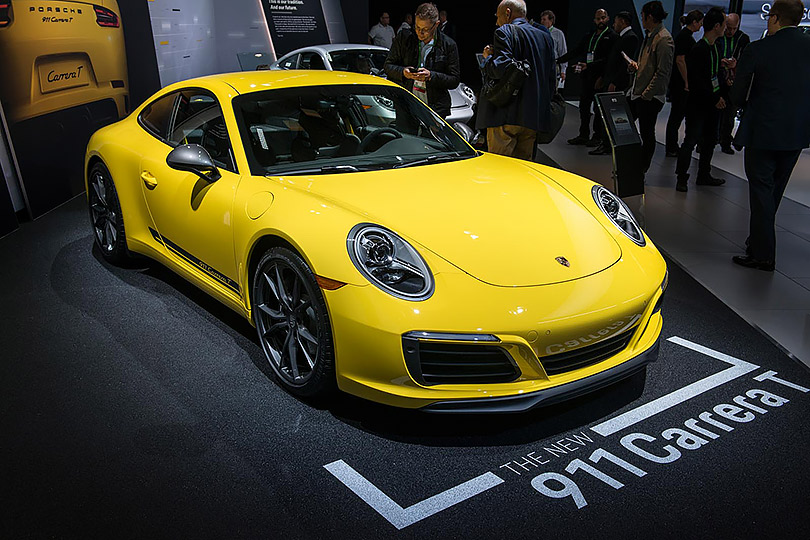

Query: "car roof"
(164, 70), (397, 96)
(282, 43), (389, 55)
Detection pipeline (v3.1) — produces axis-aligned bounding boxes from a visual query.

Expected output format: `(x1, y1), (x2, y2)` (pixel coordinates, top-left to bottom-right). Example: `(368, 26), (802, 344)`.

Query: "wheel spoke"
(258, 302), (283, 320)
(297, 335), (315, 369)
(284, 331), (300, 379)
(263, 321), (287, 338)
(274, 265), (292, 311)
(298, 326), (317, 345)
(294, 300), (311, 316)
(108, 219), (117, 243)
(94, 175), (107, 206)
(291, 277), (301, 306)
(105, 221), (116, 248)
(262, 270), (282, 304)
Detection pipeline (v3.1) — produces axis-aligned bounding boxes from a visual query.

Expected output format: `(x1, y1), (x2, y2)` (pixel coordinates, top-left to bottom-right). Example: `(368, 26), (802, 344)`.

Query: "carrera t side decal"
(149, 227), (240, 294)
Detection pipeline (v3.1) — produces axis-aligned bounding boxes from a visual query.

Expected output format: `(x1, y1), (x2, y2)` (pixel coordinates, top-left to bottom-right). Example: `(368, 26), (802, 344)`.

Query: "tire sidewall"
(88, 161), (129, 264)
(252, 247), (336, 398)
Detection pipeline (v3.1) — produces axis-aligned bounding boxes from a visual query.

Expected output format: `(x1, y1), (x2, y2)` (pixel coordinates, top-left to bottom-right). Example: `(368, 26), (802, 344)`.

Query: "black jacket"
(603, 28), (639, 90)
(475, 19), (556, 133)
(731, 27), (810, 150)
(557, 25), (617, 83)
(384, 29), (460, 118)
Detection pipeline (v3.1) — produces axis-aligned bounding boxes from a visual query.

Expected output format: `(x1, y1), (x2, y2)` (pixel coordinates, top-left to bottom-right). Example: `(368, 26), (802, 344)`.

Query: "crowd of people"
(372, 1), (810, 271)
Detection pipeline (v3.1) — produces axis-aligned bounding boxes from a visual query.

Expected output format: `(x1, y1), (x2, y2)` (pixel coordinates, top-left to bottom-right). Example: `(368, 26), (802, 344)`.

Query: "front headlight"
(592, 185), (646, 246)
(347, 224), (434, 301)
(460, 83), (476, 103)
(373, 95), (395, 110)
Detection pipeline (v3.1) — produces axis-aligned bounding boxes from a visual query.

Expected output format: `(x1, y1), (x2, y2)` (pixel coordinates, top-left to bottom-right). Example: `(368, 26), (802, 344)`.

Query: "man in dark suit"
(730, 0), (810, 271)
(589, 11), (639, 155)
(557, 8), (618, 146)
(476, 0), (556, 160)
(385, 3), (461, 120)
(438, 10), (456, 42)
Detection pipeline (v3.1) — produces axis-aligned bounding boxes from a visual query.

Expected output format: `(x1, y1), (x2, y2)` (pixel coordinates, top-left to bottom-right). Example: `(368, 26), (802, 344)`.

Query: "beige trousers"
(487, 125), (537, 161)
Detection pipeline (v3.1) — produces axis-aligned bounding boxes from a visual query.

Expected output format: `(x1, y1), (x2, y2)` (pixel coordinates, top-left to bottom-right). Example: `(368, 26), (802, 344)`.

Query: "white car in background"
(268, 43), (476, 126)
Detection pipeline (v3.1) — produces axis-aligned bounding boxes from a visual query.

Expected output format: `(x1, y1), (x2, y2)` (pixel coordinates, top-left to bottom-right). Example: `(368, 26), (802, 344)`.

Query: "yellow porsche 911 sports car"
(85, 70), (667, 413)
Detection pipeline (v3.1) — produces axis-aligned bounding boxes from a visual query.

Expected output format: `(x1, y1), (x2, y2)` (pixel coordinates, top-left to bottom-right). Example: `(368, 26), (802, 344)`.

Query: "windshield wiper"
(269, 164), (373, 176)
(393, 152), (472, 169)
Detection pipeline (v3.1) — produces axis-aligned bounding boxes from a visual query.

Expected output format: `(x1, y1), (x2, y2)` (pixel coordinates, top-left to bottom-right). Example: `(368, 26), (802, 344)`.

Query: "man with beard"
(589, 11), (639, 155)
(557, 8), (617, 147)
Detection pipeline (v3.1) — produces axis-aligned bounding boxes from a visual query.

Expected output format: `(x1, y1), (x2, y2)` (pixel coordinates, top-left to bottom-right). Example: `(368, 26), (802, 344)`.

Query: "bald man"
(557, 8), (618, 146)
(714, 12), (750, 154)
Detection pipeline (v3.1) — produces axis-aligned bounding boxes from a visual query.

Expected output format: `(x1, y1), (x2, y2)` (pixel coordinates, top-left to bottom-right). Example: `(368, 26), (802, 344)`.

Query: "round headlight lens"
(460, 83), (476, 103)
(373, 95), (395, 110)
(592, 185), (646, 246)
(347, 224), (434, 300)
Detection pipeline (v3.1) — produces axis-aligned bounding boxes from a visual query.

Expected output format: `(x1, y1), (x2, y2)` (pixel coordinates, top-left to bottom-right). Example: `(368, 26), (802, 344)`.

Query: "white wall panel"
(148, 0), (218, 87)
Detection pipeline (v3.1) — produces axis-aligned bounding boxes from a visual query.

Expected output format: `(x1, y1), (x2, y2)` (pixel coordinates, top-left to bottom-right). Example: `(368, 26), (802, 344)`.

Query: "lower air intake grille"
(402, 337), (519, 386)
(541, 329), (636, 376)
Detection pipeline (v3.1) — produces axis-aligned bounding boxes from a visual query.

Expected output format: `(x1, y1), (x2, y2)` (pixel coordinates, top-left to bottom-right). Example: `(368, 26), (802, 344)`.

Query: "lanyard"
(704, 38), (719, 76)
(723, 36), (737, 58)
(589, 27), (609, 53)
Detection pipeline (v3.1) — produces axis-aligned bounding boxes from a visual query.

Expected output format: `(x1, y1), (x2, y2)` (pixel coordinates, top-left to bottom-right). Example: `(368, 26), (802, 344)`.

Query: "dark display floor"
(2, 196), (810, 539)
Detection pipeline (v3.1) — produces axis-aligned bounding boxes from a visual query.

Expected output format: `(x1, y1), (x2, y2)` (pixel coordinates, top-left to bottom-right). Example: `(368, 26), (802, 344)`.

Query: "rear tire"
(88, 161), (129, 265)
(252, 247), (336, 398)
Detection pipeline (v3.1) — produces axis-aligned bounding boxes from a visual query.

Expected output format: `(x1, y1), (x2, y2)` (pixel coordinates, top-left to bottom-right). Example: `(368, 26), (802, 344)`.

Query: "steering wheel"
(359, 127), (403, 153)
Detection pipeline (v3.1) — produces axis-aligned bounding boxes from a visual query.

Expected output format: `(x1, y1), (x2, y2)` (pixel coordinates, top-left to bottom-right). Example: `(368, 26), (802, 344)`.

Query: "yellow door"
(139, 89), (242, 299)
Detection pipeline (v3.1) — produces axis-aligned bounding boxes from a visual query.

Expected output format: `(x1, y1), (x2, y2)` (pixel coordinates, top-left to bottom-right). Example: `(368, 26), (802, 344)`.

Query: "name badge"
(586, 52), (595, 63)
(413, 80), (428, 103)
(711, 75), (720, 92)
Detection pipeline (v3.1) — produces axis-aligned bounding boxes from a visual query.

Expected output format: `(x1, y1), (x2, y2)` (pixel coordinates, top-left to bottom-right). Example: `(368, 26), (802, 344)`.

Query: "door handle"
(141, 171), (158, 189)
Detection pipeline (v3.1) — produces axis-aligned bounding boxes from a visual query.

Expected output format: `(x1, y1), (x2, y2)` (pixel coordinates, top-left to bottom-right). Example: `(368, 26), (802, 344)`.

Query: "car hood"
(278, 154), (622, 287)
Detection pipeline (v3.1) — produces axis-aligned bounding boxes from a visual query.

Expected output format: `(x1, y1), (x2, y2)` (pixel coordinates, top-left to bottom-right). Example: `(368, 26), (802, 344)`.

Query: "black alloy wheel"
(88, 162), (129, 264)
(252, 247), (335, 398)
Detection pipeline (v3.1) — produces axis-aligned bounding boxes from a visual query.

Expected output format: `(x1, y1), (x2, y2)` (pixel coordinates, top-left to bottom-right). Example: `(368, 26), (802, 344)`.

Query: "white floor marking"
(323, 459), (504, 530)
(590, 336), (761, 437)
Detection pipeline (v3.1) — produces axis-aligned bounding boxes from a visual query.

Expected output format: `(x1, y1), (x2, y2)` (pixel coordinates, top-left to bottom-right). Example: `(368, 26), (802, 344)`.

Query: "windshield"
(327, 50), (389, 75)
(233, 84), (476, 176)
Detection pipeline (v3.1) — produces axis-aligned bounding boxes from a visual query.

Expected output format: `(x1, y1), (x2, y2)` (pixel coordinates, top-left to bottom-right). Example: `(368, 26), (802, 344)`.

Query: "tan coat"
(630, 23), (674, 102)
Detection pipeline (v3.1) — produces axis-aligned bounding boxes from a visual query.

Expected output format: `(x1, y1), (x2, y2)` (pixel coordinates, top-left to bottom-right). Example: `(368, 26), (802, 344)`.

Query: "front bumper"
(422, 339), (658, 413)
(324, 247), (666, 410)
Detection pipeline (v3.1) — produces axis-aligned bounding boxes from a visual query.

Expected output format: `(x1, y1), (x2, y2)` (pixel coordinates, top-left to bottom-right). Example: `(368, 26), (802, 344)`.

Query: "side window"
(168, 90), (237, 174)
(299, 52), (326, 70)
(280, 54), (300, 69)
(139, 92), (178, 139)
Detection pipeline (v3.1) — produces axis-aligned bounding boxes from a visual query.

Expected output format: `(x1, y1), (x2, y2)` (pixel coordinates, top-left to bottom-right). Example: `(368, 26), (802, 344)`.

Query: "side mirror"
(453, 122), (475, 144)
(166, 144), (221, 182)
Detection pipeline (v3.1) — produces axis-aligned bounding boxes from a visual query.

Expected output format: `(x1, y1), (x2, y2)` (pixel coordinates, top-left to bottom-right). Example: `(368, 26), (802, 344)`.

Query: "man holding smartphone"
(384, 3), (461, 119)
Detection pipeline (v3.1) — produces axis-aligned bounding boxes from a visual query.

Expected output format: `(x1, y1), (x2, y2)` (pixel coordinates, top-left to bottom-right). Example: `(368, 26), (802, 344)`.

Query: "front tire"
(252, 247), (336, 398)
(88, 161), (129, 264)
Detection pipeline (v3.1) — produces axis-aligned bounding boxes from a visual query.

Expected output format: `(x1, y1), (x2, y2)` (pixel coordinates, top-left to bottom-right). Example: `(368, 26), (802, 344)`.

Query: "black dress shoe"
(665, 149), (679, 157)
(588, 144), (610, 155)
(586, 137), (601, 147)
(568, 136), (590, 145)
(696, 176), (726, 186)
(732, 255), (775, 272)
(721, 146), (735, 155)
(675, 179), (688, 192)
